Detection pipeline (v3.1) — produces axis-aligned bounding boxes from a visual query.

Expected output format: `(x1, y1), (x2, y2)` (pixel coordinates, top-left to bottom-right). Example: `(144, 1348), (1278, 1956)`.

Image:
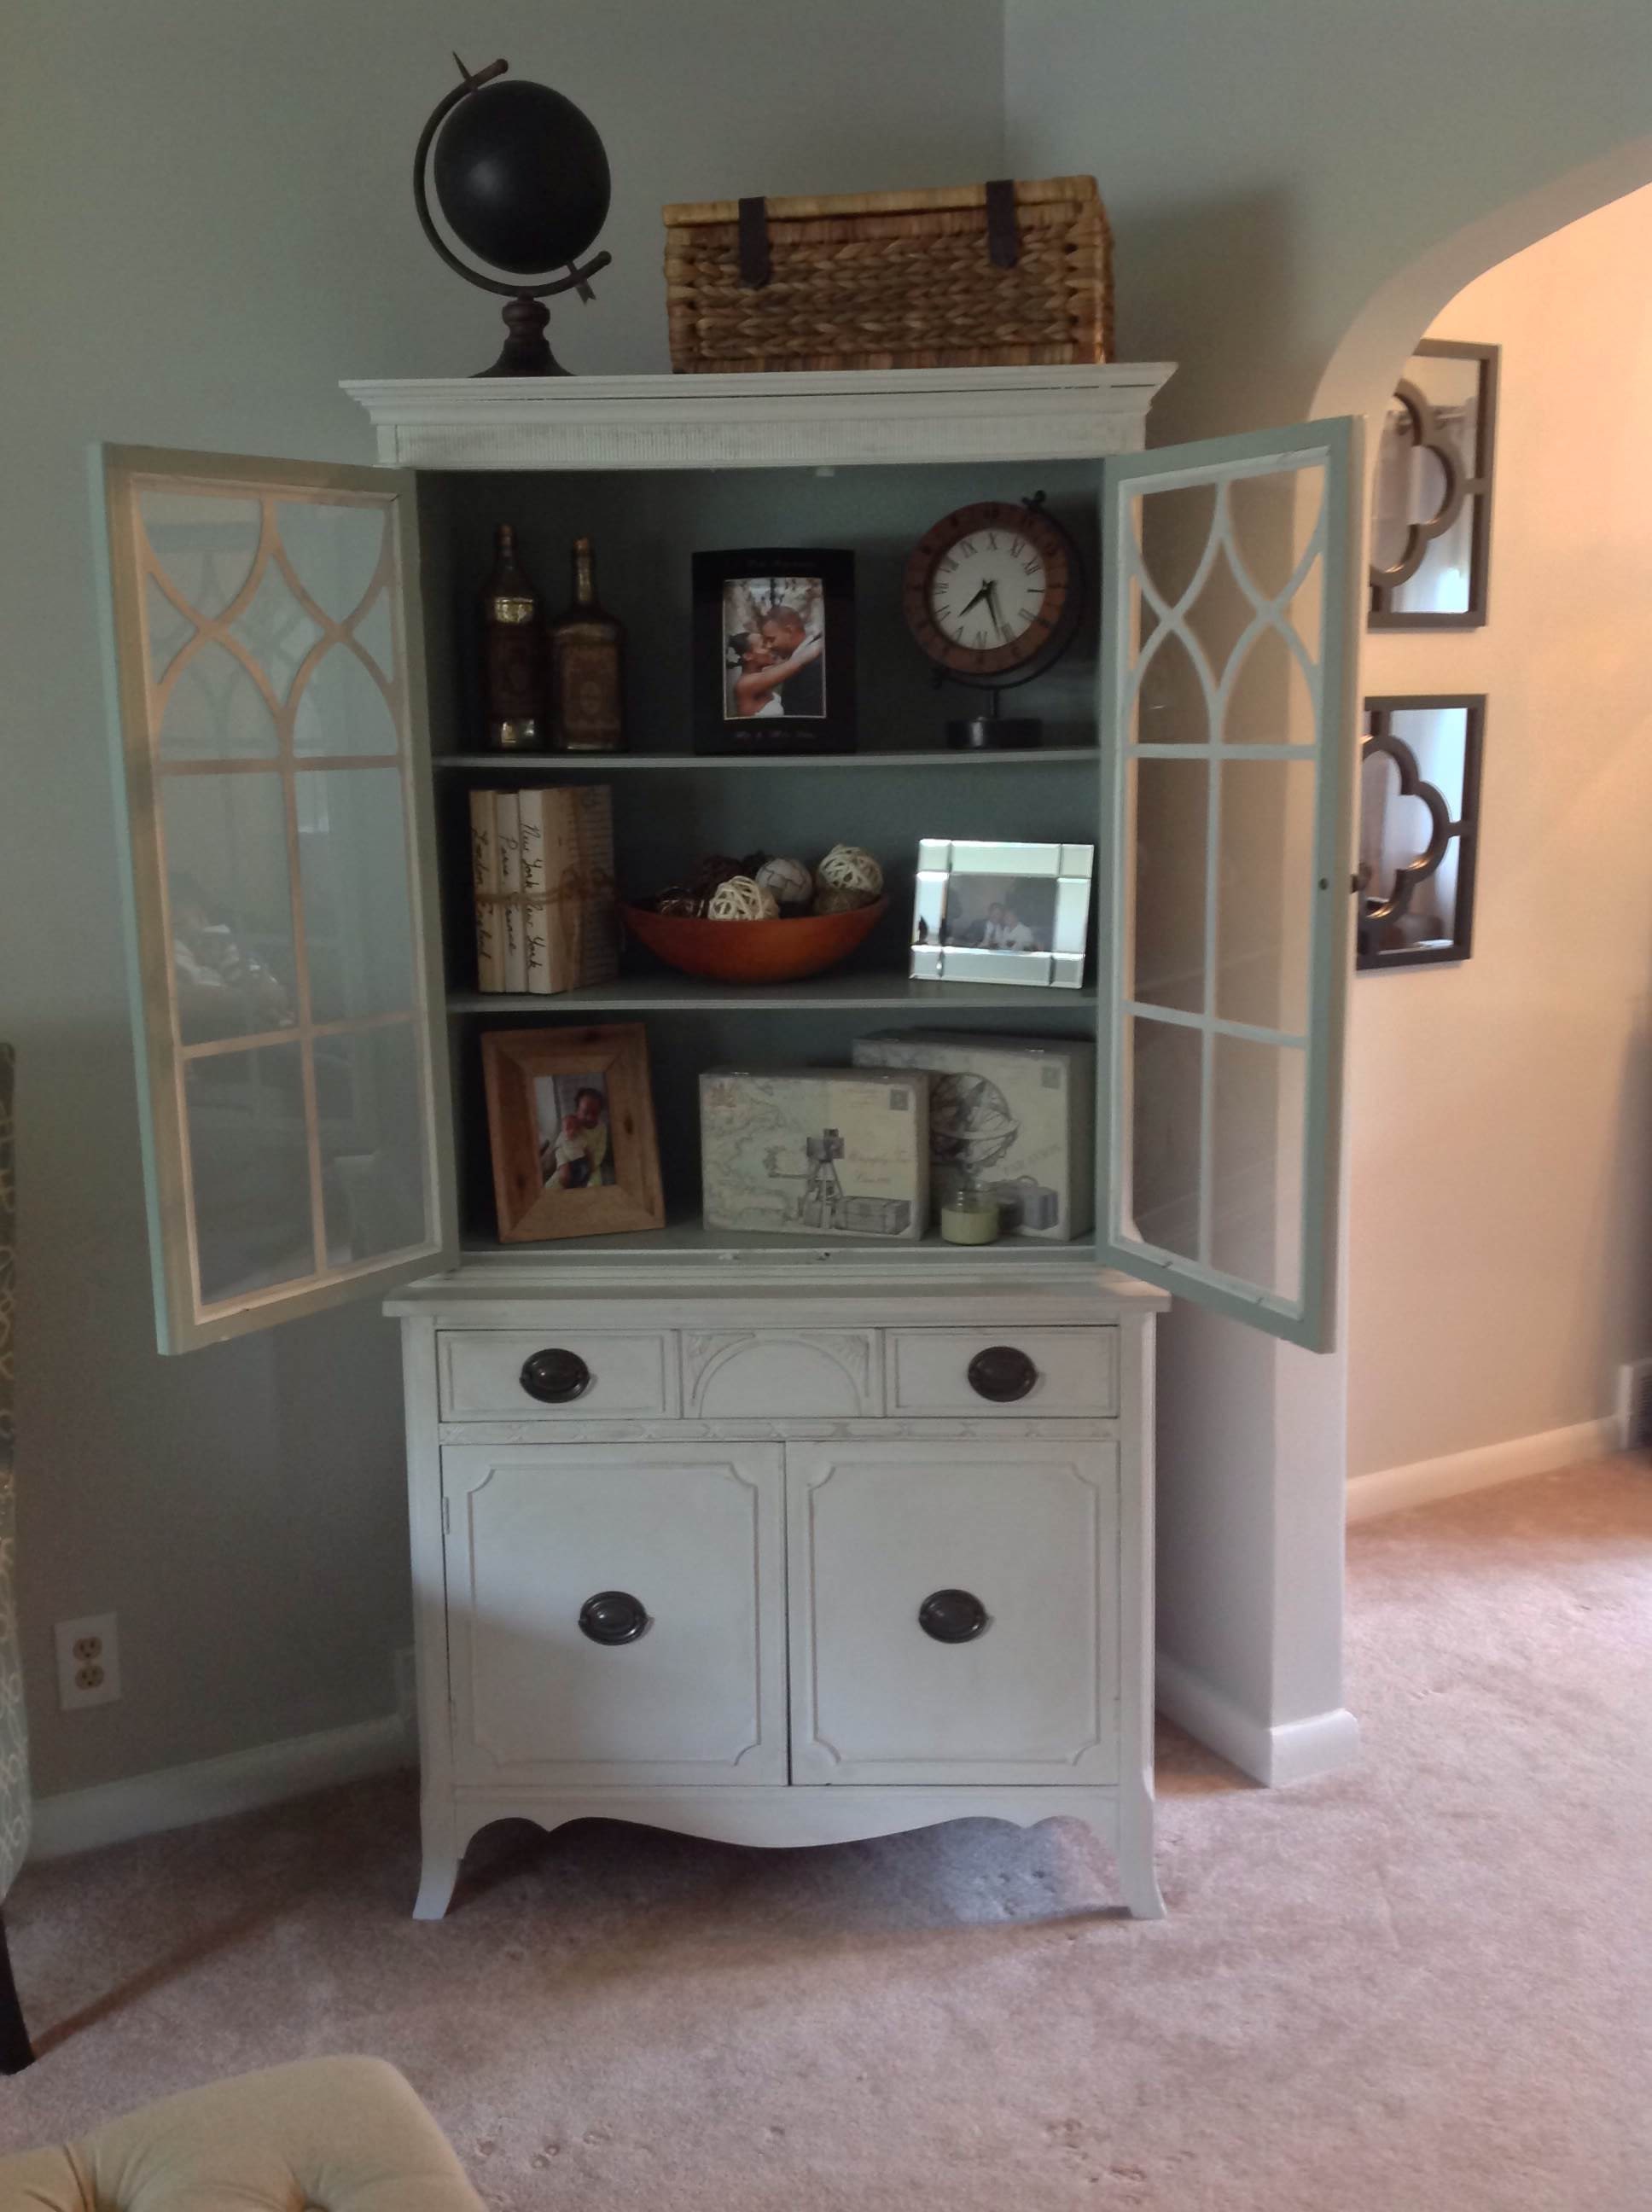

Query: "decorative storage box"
(662, 178), (1112, 375)
(700, 1067), (930, 1240)
(852, 1032), (1094, 1242)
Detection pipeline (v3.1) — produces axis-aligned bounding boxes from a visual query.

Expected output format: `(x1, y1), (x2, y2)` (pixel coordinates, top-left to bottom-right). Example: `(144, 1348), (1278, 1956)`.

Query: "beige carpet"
(5, 1458), (1649, 2209)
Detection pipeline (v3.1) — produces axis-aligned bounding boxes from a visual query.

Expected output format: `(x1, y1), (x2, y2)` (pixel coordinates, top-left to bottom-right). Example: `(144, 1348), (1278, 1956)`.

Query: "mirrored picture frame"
(1357, 695), (1486, 969)
(910, 838), (1094, 989)
(1369, 340), (1499, 630)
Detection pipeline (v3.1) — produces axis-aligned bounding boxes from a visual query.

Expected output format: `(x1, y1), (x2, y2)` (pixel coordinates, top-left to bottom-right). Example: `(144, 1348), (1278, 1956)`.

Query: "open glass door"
(93, 446), (456, 1353)
(1098, 420), (1359, 1352)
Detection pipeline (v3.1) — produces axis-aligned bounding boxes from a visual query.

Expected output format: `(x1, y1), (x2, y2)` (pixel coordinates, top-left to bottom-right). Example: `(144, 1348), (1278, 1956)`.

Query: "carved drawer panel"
(681, 1330), (881, 1418)
(885, 1328), (1117, 1417)
(438, 1330), (678, 1420)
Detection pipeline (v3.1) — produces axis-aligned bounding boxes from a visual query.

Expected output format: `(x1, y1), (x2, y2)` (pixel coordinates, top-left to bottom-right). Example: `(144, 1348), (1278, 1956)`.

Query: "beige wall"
(1349, 186), (1652, 1479)
(0, 0), (1005, 1799)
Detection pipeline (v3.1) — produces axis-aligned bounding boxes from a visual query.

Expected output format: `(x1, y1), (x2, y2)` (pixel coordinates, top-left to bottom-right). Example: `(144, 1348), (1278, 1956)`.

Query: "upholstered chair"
(0, 1043), (32, 2071)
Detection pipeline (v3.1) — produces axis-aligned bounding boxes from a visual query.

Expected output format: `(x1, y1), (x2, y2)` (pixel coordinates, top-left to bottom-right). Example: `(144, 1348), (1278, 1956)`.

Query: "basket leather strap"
(985, 178), (1021, 269)
(736, 195), (772, 288)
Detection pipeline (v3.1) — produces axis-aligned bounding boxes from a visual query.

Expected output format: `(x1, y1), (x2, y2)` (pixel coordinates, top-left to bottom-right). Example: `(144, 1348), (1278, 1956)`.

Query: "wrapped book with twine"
(663, 177), (1111, 375)
(470, 786), (619, 997)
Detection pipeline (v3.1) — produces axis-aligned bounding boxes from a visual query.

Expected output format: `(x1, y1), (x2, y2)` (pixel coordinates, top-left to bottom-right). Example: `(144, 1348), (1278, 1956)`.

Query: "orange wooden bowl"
(622, 897), (889, 984)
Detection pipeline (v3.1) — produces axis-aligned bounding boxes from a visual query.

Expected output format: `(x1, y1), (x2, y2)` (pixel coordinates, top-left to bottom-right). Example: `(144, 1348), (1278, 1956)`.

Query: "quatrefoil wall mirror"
(1369, 341), (1499, 628)
(1357, 695), (1486, 969)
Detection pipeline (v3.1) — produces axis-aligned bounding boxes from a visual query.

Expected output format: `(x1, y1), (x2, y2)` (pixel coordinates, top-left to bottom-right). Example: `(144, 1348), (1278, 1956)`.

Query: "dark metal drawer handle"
(919, 1588), (990, 1644)
(579, 1591), (650, 1645)
(967, 1345), (1038, 1402)
(520, 1348), (592, 1404)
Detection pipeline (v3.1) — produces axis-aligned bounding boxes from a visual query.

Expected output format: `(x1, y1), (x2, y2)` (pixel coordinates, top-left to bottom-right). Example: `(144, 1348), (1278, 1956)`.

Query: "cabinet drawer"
(885, 1327), (1117, 1417)
(438, 1330), (678, 1420)
(443, 1443), (786, 1785)
(788, 1441), (1119, 1784)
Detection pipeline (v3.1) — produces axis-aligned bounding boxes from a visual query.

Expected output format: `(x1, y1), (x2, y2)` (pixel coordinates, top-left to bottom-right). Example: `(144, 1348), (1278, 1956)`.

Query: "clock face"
(903, 500), (1081, 684)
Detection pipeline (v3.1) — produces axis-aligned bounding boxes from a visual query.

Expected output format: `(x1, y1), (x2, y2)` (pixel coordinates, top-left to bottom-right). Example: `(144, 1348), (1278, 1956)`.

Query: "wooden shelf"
(432, 748), (1100, 772)
(446, 973), (1097, 1014)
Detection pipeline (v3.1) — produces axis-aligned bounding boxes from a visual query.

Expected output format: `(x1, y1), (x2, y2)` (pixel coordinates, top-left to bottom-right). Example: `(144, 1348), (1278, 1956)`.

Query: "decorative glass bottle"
(549, 536), (625, 752)
(480, 523), (544, 751)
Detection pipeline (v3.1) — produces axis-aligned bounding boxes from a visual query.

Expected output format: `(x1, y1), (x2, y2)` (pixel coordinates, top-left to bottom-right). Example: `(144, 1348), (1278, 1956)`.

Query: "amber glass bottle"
(480, 523), (544, 751)
(548, 537), (625, 752)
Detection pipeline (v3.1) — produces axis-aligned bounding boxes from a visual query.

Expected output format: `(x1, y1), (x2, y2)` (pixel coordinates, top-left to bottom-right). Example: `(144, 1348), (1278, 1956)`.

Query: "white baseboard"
(31, 1711), (414, 1863)
(1155, 1650), (1361, 1788)
(1346, 1415), (1618, 1527)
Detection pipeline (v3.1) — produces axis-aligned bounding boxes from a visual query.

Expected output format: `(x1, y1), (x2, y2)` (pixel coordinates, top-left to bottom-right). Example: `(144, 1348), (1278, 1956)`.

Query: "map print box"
(700, 1067), (930, 1240)
(852, 1031), (1094, 1242)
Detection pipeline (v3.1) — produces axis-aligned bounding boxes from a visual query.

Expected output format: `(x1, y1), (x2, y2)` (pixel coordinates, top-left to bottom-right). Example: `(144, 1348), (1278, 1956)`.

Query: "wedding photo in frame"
(481, 1023), (666, 1243)
(692, 546), (856, 755)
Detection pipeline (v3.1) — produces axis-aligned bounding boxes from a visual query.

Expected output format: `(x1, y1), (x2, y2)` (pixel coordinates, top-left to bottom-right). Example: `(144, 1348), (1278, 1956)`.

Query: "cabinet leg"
(1116, 1806), (1165, 1920)
(413, 1802), (464, 1921)
(0, 1912), (35, 2074)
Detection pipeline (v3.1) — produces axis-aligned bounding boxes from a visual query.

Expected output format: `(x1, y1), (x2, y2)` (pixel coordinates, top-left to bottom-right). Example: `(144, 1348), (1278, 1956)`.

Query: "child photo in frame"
(482, 1024), (665, 1243)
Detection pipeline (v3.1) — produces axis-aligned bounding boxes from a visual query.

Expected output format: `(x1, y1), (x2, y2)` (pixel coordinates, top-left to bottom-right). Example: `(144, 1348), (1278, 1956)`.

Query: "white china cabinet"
(95, 364), (1359, 1921)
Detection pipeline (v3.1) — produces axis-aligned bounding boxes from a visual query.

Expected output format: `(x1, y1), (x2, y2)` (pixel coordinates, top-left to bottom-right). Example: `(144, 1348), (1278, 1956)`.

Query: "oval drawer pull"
(918, 1588), (990, 1644)
(520, 1348), (592, 1403)
(966, 1345), (1038, 1402)
(579, 1590), (651, 1645)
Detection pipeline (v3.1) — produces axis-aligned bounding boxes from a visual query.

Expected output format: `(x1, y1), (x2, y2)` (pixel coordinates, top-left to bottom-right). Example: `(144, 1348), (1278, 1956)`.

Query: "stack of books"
(468, 786), (619, 996)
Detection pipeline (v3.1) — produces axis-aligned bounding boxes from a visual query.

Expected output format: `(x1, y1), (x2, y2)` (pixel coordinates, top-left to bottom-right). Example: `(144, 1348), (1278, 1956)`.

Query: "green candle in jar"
(939, 1187), (1001, 1246)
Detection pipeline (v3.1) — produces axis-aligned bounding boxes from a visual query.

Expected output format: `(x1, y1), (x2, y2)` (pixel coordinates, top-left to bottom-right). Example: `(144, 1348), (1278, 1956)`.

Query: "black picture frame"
(1368, 340), (1499, 632)
(692, 547), (857, 755)
(1357, 694), (1486, 970)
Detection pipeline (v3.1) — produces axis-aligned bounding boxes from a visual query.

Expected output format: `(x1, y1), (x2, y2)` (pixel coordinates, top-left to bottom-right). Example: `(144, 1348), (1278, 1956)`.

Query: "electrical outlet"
(55, 1613), (120, 1711)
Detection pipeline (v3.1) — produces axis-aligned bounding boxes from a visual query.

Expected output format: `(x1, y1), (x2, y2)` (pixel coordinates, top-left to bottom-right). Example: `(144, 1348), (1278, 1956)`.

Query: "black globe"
(433, 79), (610, 277)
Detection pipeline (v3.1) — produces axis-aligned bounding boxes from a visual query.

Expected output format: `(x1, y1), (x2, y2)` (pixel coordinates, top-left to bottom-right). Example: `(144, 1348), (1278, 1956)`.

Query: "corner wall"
(1349, 185), (1652, 1487)
(1007, 0), (1652, 1773)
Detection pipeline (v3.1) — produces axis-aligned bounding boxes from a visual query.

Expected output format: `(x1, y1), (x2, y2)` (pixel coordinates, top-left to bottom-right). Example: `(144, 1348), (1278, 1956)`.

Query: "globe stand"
(414, 55), (613, 380)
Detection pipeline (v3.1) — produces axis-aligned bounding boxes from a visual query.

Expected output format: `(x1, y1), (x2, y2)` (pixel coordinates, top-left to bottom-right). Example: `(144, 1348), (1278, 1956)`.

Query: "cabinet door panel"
(94, 445), (455, 1352)
(1098, 421), (1359, 1351)
(444, 1443), (786, 1786)
(788, 1441), (1119, 1784)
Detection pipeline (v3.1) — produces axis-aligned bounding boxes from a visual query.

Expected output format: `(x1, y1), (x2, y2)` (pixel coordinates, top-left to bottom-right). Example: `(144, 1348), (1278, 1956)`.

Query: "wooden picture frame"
(692, 546), (857, 754)
(481, 1023), (665, 1243)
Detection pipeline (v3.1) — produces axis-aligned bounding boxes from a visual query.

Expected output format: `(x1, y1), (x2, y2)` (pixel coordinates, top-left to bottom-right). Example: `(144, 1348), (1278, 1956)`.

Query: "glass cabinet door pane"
(1100, 421), (1358, 1351)
(98, 446), (453, 1352)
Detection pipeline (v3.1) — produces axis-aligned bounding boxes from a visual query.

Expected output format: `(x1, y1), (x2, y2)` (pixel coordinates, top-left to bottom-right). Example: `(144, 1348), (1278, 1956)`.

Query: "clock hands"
(957, 576), (1008, 642)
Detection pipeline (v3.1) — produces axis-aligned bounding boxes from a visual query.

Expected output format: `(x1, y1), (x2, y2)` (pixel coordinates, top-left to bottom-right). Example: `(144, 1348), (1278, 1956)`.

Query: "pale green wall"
(0, 0), (1006, 1797)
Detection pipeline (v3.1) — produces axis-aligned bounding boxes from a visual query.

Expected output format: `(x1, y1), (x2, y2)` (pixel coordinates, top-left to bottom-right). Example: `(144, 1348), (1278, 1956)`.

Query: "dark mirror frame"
(1368, 340), (1499, 632)
(1357, 693), (1486, 971)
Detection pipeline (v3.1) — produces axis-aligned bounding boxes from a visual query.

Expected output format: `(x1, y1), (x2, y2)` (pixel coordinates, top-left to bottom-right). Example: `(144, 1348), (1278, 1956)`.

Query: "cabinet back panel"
(421, 460), (1102, 758)
(452, 1000), (1097, 1249)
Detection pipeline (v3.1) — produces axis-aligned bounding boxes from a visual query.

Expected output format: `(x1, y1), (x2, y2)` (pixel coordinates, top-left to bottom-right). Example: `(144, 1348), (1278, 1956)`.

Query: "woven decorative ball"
(815, 843), (883, 898)
(755, 855), (813, 911)
(707, 875), (780, 922)
(812, 883), (879, 916)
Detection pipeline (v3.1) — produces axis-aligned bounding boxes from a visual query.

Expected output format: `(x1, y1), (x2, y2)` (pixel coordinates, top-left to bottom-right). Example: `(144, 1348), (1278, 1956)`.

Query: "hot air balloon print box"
(852, 1033), (1094, 1243)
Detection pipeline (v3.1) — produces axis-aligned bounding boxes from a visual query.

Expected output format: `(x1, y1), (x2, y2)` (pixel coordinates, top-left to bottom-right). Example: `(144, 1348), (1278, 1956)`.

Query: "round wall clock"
(902, 496), (1084, 746)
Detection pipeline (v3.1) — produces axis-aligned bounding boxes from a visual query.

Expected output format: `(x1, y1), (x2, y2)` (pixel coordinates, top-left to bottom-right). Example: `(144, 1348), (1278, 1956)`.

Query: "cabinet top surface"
(341, 363), (1176, 471)
(386, 1249), (1168, 1320)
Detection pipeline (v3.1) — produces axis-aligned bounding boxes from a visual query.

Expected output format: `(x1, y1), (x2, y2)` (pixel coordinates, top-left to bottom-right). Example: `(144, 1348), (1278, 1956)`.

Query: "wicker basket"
(662, 176), (1112, 375)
